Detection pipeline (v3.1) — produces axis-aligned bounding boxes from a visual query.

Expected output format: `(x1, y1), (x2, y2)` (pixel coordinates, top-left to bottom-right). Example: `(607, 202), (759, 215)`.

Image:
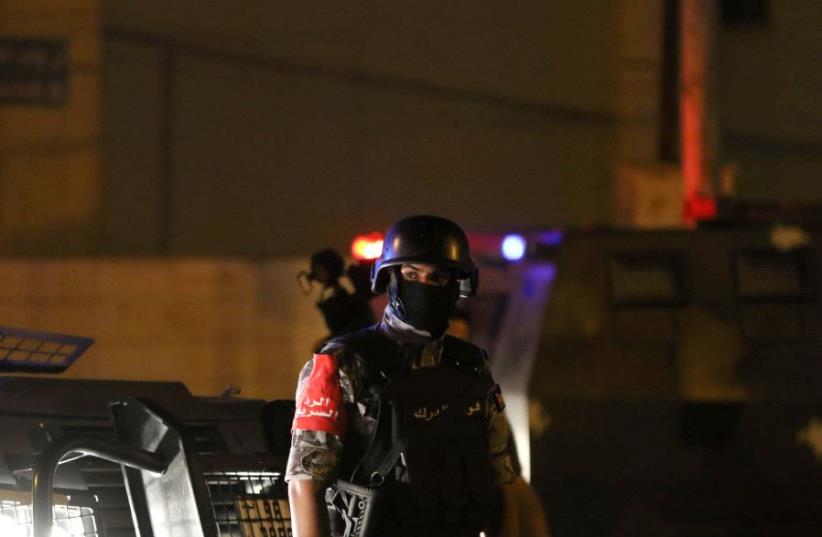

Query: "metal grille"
(0, 38), (69, 105)
(736, 253), (813, 300)
(0, 500), (98, 537)
(609, 255), (687, 306)
(0, 326), (94, 373)
(205, 472), (291, 537)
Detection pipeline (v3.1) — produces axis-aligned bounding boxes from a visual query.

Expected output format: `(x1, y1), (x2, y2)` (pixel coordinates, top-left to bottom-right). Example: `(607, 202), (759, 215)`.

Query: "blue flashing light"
(538, 228), (564, 247)
(501, 234), (527, 261)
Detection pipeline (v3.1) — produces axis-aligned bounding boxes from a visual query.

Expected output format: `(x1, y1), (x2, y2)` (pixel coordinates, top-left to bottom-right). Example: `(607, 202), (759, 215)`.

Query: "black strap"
(324, 325), (404, 375)
(368, 437), (405, 486)
(326, 326), (406, 484)
(359, 396), (406, 485)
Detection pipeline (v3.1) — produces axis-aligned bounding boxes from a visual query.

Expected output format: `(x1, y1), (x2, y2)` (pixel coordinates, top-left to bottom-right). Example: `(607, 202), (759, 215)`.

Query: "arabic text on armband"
(297, 397), (339, 419)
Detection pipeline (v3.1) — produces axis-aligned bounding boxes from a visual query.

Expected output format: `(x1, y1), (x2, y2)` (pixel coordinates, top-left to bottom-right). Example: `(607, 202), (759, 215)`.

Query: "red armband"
(292, 354), (346, 437)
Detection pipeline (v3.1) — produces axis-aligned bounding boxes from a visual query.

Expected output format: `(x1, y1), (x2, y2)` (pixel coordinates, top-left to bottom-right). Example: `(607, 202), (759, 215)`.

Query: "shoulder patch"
(292, 354), (346, 437)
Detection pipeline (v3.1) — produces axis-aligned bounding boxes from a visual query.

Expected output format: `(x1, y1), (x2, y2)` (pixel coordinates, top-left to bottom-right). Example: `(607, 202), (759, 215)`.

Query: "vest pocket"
(462, 436), (496, 505)
(403, 440), (439, 510)
(439, 442), (469, 508)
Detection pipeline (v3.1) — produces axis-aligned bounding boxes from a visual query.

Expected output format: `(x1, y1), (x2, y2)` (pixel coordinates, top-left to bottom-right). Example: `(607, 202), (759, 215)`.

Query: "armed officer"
(286, 215), (515, 537)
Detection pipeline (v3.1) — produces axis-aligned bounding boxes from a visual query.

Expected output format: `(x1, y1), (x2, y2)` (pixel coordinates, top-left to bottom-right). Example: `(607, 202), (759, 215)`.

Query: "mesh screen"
(0, 500), (98, 537)
(736, 253), (811, 299)
(205, 472), (291, 537)
(0, 326), (94, 373)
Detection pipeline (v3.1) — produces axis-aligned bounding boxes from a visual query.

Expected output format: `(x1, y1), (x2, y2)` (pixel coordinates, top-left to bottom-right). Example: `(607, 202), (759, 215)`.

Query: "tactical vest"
(323, 327), (499, 537)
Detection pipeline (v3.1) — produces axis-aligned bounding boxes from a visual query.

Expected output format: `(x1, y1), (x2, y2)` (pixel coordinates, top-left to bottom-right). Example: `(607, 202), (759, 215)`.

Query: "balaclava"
(387, 269), (460, 338)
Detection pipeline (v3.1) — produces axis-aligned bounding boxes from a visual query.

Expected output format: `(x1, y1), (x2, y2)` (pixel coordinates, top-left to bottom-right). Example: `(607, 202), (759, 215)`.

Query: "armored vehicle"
(484, 224), (822, 537)
(0, 327), (294, 537)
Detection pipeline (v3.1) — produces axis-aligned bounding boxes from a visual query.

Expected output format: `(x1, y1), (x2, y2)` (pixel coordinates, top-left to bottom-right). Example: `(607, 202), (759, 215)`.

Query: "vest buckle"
(369, 471), (385, 486)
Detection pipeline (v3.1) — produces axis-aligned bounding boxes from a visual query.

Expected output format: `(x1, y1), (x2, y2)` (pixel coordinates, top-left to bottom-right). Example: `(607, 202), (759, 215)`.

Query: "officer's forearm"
(288, 479), (329, 537)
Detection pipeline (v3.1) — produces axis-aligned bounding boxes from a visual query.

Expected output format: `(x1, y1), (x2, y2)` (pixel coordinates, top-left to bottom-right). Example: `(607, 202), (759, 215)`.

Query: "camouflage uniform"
(285, 308), (515, 487)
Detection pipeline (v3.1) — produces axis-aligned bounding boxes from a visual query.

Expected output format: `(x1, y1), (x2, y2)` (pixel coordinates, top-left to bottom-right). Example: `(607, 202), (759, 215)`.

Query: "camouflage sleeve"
(285, 351), (354, 484)
(487, 382), (517, 485)
(286, 429), (343, 483)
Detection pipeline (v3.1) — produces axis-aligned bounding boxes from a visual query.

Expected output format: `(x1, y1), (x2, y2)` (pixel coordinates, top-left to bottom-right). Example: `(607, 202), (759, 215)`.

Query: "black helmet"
(371, 215), (479, 297)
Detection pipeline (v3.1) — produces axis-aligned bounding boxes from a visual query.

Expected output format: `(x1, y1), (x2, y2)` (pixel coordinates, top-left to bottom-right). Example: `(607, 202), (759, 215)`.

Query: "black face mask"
(389, 275), (460, 338)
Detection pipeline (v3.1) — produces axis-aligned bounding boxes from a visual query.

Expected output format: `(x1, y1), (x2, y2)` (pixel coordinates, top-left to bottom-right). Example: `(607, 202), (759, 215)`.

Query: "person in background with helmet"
(286, 215), (515, 537)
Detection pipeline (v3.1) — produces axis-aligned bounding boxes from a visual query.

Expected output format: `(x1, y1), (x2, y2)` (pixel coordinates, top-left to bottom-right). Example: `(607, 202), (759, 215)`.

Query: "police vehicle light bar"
(351, 232), (384, 261)
(0, 326), (94, 374)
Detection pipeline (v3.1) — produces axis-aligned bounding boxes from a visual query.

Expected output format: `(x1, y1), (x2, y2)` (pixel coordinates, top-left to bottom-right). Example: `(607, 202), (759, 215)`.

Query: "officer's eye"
(402, 270), (419, 281)
(429, 272), (451, 286)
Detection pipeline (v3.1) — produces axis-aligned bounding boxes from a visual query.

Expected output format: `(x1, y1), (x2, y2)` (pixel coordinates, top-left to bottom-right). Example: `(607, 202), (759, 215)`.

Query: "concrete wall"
(0, 0), (103, 254)
(718, 0), (822, 201)
(102, 1), (624, 256)
(0, 257), (325, 400)
(3, 1), (822, 255)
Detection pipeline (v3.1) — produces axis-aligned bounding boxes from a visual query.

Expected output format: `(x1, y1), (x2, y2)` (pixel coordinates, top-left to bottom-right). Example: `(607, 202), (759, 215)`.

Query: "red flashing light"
(351, 232), (384, 261)
(684, 195), (717, 222)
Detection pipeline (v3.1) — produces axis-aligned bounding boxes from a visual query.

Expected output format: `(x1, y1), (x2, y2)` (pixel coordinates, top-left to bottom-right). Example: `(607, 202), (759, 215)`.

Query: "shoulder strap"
(368, 436), (405, 486)
(325, 325), (404, 376)
(324, 326), (404, 484)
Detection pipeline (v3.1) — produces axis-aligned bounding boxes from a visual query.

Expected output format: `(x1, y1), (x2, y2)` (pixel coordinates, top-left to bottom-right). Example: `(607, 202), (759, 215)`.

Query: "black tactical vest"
(324, 327), (499, 537)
